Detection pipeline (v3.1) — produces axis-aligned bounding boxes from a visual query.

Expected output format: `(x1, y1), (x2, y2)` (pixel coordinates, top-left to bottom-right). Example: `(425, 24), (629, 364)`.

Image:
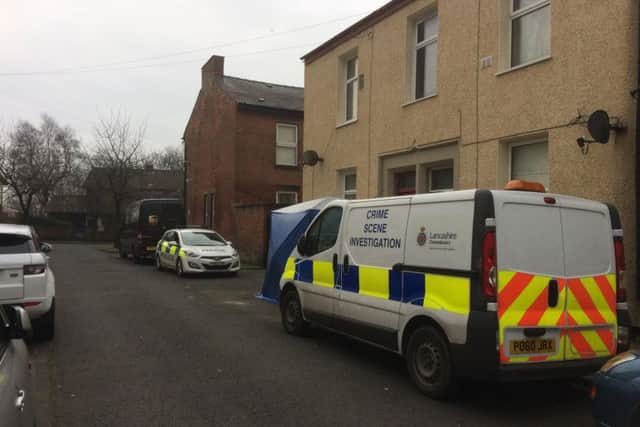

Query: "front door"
(295, 205), (344, 326)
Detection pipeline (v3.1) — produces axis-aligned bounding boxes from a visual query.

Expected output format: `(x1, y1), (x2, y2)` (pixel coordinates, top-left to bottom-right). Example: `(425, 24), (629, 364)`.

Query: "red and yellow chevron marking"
(565, 275), (617, 360)
(497, 272), (617, 364)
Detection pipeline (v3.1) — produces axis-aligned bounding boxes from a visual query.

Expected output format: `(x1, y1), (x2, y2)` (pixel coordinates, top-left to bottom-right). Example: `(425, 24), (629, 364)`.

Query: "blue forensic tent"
(257, 198), (334, 303)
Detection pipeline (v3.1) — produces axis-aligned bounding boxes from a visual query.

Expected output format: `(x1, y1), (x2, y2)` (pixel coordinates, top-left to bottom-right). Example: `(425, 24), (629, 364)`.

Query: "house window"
(343, 173), (357, 200)
(276, 123), (298, 166)
(510, 0), (550, 67)
(394, 170), (416, 195)
(276, 191), (298, 206)
(428, 166), (454, 192)
(344, 57), (358, 122)
(414, 12), (438, 100)
(510, 140), (549, 188)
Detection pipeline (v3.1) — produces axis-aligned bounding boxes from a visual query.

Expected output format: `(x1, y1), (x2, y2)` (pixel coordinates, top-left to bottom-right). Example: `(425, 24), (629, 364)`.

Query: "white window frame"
(276, 191), (298, 205)
(344, 57), (358, 123)
(343, 173), (357, 199)
(428, 166), (454, 193)
(509, 0), (550, 68)
(508, 139), (549, 188)
(275, 123), (298, 166)
(413, 12), (438, 101)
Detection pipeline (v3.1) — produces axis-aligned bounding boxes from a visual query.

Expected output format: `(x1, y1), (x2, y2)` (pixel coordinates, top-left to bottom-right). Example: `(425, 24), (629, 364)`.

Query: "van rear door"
(558, 196), (617, 360)
(494, 192), (567, 365)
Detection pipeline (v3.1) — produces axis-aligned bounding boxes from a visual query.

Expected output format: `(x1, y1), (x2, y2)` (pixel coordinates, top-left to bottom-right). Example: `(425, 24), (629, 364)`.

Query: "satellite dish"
(303, 150), (322, 166)
(587, 110), (610, 144)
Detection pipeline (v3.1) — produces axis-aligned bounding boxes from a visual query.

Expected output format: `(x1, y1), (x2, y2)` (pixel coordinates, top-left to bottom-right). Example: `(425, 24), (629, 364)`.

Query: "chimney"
(202, 55), (224, 89)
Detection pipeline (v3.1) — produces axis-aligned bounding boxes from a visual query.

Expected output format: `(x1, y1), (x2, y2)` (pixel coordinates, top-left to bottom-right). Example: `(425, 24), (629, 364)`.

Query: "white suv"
(0, 224), (55, 340)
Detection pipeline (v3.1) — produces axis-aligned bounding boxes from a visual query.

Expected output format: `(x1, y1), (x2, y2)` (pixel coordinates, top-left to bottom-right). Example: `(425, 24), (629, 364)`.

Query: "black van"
(119, 199), (185, 261)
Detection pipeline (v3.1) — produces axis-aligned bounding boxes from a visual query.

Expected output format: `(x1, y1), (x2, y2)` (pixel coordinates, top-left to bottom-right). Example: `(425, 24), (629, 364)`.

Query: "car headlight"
(184, 250), (198, 257)
(232, 250), (239, 257)
(599, 352), (637, 373)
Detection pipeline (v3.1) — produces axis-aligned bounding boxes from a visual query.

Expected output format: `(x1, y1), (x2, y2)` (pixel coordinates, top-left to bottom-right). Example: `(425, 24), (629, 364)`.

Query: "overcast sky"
(1, 0), (387, 151)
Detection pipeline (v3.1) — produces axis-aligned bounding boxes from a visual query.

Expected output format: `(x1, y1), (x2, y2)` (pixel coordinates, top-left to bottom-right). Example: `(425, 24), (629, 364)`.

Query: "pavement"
(29, 243), (596, 427)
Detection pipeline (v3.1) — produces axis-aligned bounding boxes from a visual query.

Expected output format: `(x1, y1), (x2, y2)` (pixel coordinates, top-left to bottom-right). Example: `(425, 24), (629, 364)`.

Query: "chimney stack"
(202, 55), (224, 89)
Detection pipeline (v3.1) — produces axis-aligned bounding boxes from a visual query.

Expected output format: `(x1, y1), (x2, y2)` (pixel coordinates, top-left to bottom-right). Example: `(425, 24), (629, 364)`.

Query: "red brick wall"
(235, 107), (303, 205)
(233, 203), (272, 266)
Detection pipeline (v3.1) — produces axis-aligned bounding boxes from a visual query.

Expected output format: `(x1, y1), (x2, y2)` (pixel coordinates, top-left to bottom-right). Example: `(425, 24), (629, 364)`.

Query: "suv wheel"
(156, 255), (164, 271)
(280, 290), (309, 336)
(34, 299), (55, 341)
(406, 326), (456, 399)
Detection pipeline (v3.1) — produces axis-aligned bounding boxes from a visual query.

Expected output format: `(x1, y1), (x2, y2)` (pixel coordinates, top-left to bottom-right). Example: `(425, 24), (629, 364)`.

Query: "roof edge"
(301, 0), (415, 65)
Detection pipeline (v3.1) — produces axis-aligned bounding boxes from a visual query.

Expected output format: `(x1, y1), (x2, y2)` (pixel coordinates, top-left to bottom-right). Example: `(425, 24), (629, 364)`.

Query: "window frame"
(509, 0), (551, 68)
(276, 191), (298, 205)
(413, 12), (438, 101)
(343, 173), (357, 200)
(508, 138), (549, 188)
(428, 165), (454, 193)
(275, 123), (298, 167)
(344, 57), (359, 123)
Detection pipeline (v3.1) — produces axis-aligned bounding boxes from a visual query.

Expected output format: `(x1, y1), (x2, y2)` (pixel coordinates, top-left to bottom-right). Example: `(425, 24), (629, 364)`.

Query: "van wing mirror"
(297, 236), (307, 256)
(40, 242), (52, 253)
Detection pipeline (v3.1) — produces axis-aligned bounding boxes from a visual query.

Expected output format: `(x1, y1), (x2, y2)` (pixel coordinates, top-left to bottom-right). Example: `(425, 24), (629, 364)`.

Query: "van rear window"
(0, 234), (34, 254)
(561, 208), (612, 277)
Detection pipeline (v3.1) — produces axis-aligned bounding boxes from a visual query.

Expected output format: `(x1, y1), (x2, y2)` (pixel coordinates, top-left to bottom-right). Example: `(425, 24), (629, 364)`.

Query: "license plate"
(509, 338), (556, 355)
(146, 246), (156, 251)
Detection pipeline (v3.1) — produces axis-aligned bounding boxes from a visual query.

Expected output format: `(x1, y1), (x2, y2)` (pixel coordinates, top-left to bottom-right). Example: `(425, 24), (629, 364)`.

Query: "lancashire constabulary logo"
(417, 227), (427, 246)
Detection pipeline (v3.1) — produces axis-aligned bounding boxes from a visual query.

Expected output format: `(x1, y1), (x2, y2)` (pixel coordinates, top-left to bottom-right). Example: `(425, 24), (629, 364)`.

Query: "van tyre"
(281, 290), (308, 336)
(406, 326), (455, 399)
(34, 300), (55, 341)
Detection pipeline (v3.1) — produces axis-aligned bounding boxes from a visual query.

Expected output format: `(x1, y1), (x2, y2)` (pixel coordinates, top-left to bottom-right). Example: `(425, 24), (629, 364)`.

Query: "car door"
(165, 231), (179, 267)
(0, 307), (34, 427)
(335, 199), (410, 350)
(157, 231), (170, 265)
(295, 204), (345, 326)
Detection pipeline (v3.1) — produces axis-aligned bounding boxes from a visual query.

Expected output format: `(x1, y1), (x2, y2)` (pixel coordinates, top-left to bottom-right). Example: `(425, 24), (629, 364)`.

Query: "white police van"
(278, 182), (630, 398)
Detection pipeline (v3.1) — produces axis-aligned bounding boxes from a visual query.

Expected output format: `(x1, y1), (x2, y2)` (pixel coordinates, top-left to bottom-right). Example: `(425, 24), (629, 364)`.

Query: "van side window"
(305, 207), (343, 256)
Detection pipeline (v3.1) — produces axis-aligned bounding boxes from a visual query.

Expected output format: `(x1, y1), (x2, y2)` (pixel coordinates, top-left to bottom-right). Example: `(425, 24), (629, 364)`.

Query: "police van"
(278, 182), (630, 398)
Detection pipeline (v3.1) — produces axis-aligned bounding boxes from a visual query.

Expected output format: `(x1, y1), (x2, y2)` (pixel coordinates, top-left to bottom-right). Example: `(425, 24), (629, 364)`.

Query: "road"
(29, 243), (595, 426)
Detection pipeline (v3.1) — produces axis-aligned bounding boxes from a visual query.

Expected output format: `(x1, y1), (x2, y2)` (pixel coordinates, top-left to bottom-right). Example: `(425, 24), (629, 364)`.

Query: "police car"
(278, 181), (630, 399)
(155, 228), (240, 276)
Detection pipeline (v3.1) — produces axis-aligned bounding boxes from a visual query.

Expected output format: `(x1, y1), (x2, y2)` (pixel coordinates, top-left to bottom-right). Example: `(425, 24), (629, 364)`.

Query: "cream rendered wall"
(303, 0), (639, 320)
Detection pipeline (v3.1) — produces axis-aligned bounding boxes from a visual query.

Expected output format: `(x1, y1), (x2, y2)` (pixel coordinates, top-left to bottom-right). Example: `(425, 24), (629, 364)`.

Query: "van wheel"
(280, 290), (308, 336)
(176, 259), (185, 277)
(406, 326), (455, 399)
(34, 300), (55, 341)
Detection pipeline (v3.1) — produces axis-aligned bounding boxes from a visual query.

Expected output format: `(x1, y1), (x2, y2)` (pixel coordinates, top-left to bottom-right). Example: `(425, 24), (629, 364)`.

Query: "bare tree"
(148, 145), (183, 170)
(0, 115), (81, 223)
(88, 111), (146, 240)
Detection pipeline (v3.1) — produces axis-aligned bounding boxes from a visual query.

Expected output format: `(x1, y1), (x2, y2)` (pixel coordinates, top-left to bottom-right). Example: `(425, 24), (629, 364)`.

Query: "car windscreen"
(0, 234), (34, 254)
(181, 231), (226, 247)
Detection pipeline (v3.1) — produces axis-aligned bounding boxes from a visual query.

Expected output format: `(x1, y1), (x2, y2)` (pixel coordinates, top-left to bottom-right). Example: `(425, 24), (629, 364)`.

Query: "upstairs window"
(276, 123), (298, 166)
(414, 12), (438, 100)
(343, 173), (357, 200)
(510, 0), (550, 67)
(344, 57), (358, 122)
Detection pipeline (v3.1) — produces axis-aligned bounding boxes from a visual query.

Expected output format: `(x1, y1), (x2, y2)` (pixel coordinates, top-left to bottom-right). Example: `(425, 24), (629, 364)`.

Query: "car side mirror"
(297, 236), (307, 257)
(40, 242), (52, 253)
(9, 306), (32, 340)
(168, 241), (177, 246)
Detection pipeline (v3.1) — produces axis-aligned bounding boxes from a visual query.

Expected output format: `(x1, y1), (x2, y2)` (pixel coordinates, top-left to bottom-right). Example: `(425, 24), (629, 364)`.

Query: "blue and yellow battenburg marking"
(157, 240), (186, 257)
(282, 258), (470, 315)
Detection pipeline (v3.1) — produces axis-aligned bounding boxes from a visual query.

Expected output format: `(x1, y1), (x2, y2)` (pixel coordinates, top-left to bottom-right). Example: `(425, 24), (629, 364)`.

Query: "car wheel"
(155, 255), (164, 271)
(406, 326), (456, 399)
(280, 290), (309, 336)
(176, 259), (185, 277)
(119, 248), (128, 259)
(34, 299), (55, 341)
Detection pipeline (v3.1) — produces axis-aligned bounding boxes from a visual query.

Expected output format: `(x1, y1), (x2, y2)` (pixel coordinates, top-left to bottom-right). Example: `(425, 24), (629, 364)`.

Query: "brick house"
(183, 55), (304, 265)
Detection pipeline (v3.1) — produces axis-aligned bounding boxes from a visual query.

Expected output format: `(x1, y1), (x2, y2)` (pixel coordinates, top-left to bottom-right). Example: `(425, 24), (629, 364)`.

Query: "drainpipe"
(636, 2), (640, 305)
(182, 137), (188, 223)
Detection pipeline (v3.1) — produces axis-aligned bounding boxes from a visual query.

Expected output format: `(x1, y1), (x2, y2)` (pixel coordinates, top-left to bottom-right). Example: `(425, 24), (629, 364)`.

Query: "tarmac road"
(29, 243), (595, 426)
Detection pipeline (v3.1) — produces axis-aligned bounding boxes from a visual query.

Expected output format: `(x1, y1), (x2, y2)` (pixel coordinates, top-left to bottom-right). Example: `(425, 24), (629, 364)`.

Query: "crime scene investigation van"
(277, 182), (630, 399)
